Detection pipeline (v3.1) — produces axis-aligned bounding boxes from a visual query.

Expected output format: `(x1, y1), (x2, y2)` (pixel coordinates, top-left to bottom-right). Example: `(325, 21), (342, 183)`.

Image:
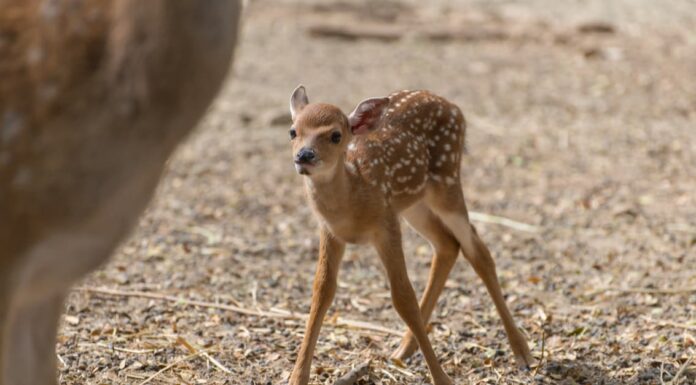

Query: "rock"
(577, 21), (615, 34)
(239, 112), (253, 125)
(583, 46), (623, 61)
(307, 24), (402, 42)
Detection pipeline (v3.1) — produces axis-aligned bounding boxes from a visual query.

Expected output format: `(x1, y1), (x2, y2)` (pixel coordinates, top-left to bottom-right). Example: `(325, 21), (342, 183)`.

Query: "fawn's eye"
(330, 131), (342, 144)
(289, 128), (297, 140)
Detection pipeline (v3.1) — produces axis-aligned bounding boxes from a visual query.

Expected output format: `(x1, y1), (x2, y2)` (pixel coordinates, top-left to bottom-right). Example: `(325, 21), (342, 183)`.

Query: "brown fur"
(295, 103), (348, 128)
(287, 88), (533, 385)
(0, 1), (241, 384)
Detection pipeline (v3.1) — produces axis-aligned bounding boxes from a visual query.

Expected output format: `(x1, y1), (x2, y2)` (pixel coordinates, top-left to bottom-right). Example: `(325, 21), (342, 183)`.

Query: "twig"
(596, 286), (696, 295)
(138, 352), (201, 385)
(202, 351), (231, 374)
(328, 317), (402, 336)
(334, 360), (371, 385)
(662, 322), (696, 331)
(660, 361), (666, 385)
(671, 355), (694, 385)
(667, 223), (696, 234)
(468, 211), (540, 233)
(175, 336), (232, 374)
(379, 368), (398, 381)
(81, 343), (160, 354)
(466, 114), (505, 137)
(532, 329), (546, 376)
(78, 287), (402, 336)
(174, 372), (194, 385)
(386, 363), (415, 377)
(494, 367), (506, 384)
(642, 317), (696, 331)
(56, 354), (67, 368)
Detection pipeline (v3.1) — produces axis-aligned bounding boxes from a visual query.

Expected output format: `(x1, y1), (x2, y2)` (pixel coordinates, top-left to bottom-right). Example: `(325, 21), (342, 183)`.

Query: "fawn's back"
(347, 90), (466, 207)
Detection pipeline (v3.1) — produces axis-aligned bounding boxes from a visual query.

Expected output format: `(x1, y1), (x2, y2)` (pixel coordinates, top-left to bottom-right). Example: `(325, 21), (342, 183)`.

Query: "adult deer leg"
(1, 292), (66, 385)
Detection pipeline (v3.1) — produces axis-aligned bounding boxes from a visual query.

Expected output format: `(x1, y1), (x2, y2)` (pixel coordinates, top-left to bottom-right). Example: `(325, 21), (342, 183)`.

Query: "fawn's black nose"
(295, 148), (316, 164)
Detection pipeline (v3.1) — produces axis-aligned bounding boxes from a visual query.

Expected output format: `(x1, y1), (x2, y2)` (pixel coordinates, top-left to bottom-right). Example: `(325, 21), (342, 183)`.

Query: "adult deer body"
(0, 1), (240, 384)
(287, 86), (533, 385)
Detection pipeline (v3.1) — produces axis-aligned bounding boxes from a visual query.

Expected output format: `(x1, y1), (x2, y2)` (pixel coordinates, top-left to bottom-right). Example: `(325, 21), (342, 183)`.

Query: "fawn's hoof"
(432, 374), (454, 385)
(512, 343), (535, 370)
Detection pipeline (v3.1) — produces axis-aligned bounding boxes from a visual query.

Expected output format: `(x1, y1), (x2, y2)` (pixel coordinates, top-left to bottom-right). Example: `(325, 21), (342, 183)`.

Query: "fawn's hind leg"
(392, 201), (460, 361)
(372, 214), (453, 385)
(425, 184), (534, 368)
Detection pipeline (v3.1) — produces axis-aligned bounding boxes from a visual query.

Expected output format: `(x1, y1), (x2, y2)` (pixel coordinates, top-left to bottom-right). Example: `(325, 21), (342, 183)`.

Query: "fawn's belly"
(325, 220), (371, 244)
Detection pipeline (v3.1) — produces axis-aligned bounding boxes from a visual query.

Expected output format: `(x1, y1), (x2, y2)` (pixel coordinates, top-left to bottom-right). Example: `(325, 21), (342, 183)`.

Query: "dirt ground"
(57, 1), (696, 384)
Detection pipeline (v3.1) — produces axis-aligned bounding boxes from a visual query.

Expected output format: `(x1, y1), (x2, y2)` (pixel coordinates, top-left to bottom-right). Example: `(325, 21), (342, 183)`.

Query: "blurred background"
(59, 0), (695, 383)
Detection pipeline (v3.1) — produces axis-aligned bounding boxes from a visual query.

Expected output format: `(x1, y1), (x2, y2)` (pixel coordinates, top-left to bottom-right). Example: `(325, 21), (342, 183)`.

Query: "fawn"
(286, 85), (533, 385)
(0, 1), (240, 384)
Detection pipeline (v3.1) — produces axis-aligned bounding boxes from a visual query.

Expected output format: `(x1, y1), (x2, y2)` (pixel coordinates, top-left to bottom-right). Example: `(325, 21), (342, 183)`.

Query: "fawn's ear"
(348, 97), (389, 135)
(290, 85), (309, 121)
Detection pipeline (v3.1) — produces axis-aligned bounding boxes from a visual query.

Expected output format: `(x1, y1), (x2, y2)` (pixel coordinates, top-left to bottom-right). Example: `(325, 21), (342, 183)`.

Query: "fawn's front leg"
(372, 215), (453, 385)
(289, 227), (345, 385)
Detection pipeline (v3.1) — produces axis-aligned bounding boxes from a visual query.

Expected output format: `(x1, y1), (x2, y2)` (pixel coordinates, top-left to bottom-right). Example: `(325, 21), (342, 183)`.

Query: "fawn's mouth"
(294, 161), (317, 175)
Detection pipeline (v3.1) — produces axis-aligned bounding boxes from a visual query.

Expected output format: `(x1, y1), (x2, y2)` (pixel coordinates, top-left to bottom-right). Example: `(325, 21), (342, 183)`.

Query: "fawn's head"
(288, 85), (389, 178)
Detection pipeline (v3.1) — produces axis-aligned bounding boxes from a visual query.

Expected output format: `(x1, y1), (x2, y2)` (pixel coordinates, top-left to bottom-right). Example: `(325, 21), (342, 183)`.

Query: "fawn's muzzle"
(295, 148), (317, 164)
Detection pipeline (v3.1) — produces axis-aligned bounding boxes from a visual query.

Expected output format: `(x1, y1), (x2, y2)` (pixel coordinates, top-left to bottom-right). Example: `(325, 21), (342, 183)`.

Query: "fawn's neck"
(304, 158), (356, 218)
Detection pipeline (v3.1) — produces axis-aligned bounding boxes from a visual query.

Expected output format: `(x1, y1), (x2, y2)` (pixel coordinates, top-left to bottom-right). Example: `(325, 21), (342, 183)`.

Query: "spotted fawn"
(286, 85), (533, 385)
